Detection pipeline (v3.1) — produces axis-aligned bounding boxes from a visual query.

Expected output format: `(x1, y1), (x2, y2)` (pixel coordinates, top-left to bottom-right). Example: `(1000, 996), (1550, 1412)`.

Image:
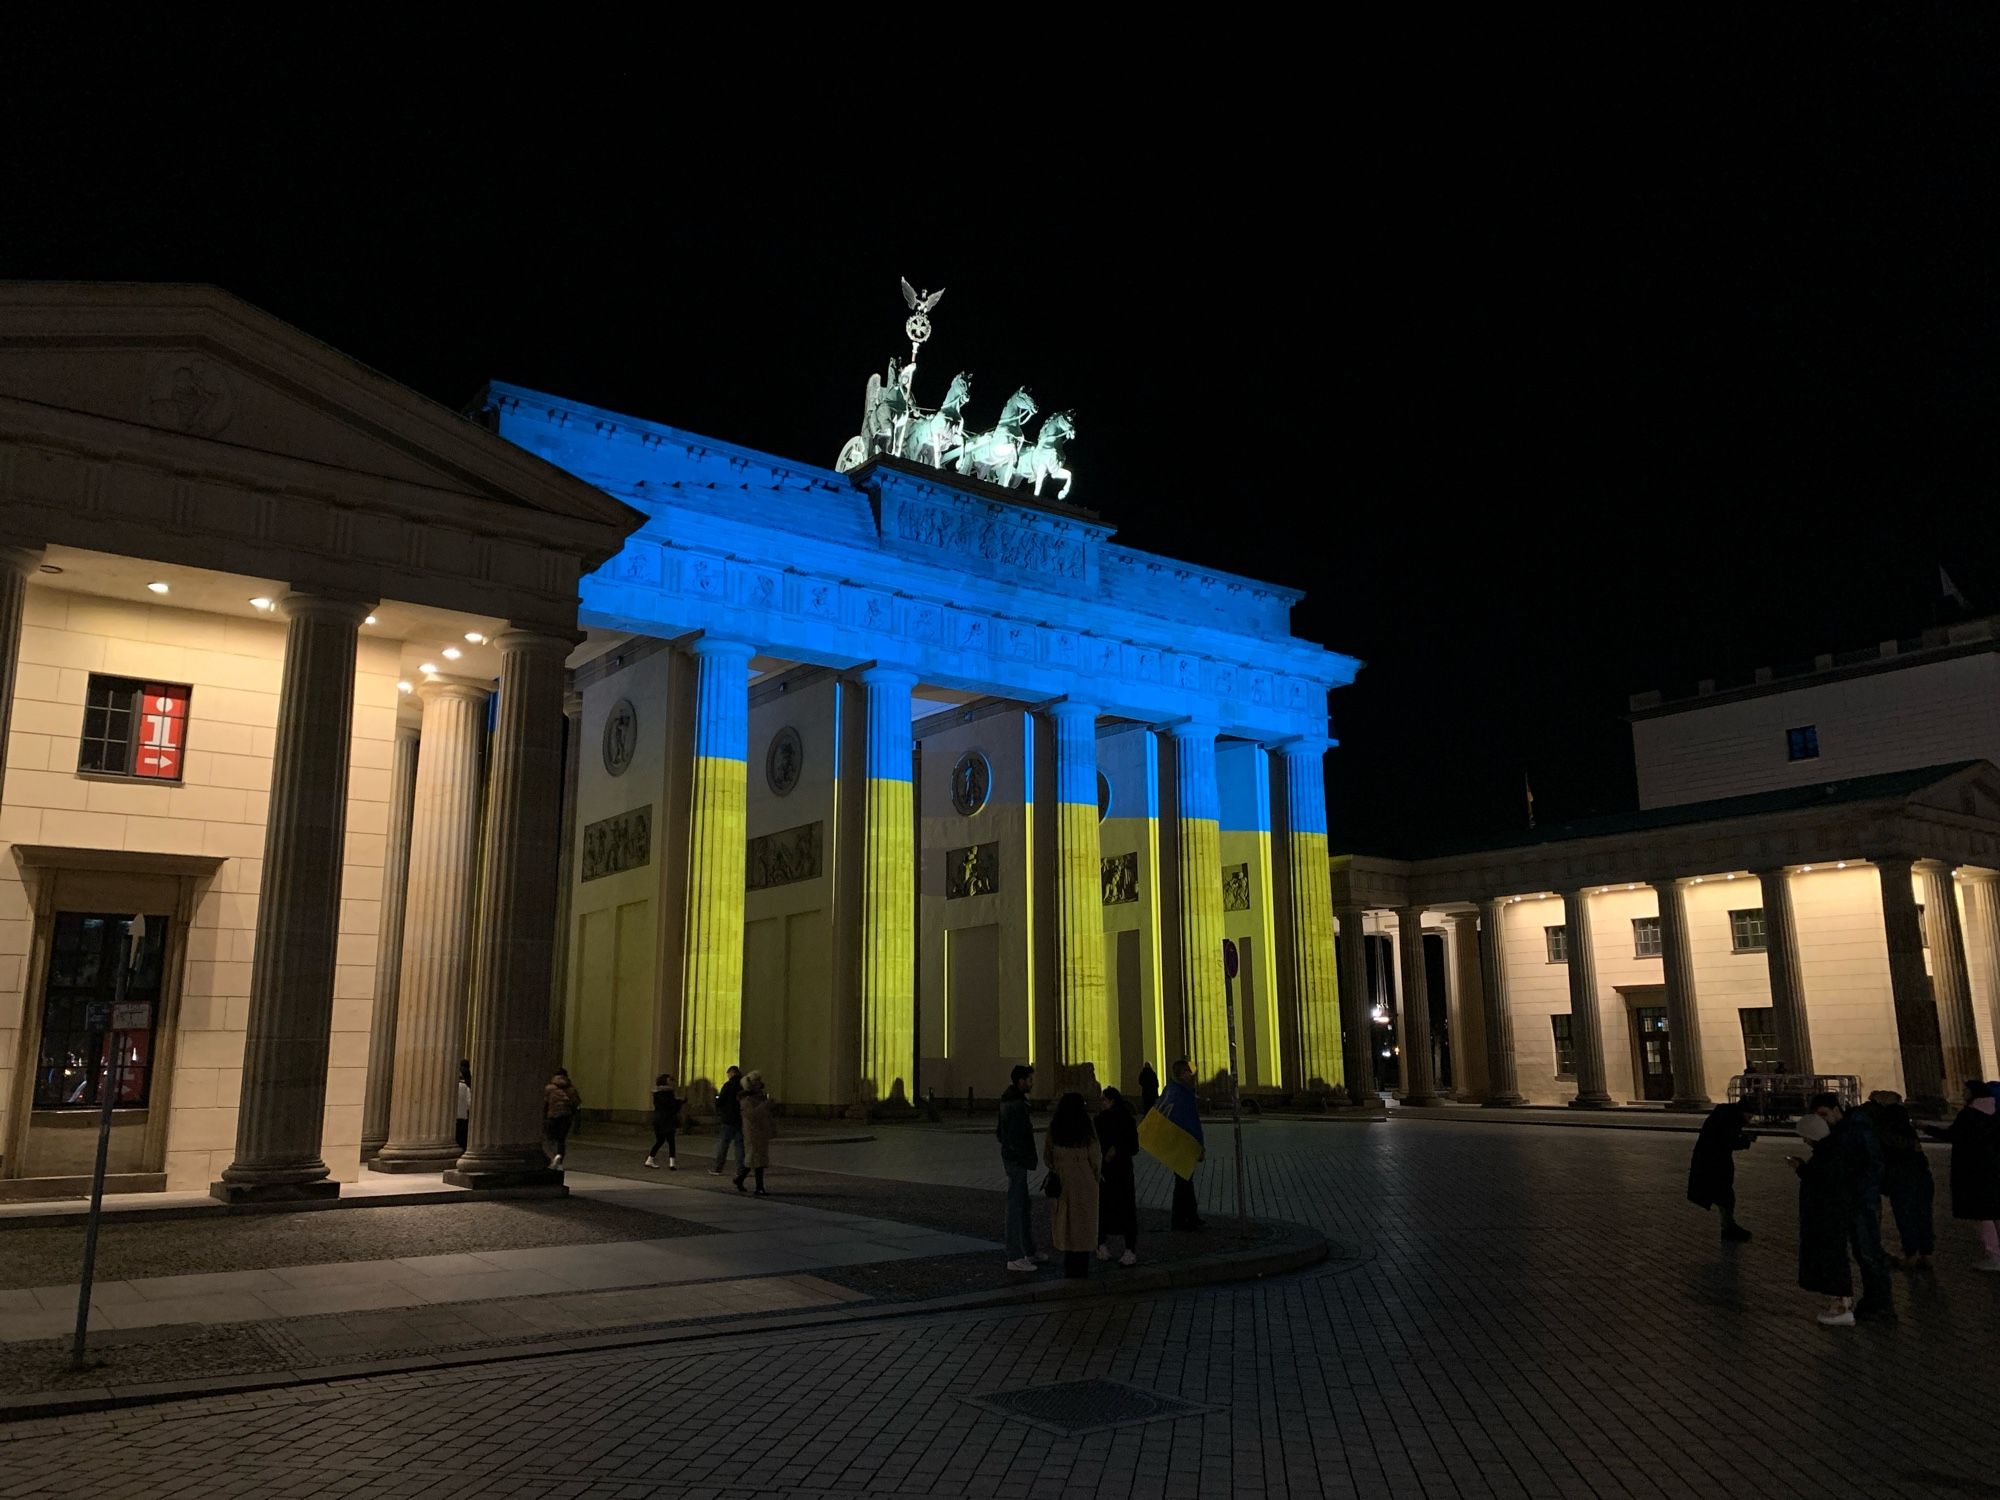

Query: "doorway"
(1628, 997), (1674, 1102)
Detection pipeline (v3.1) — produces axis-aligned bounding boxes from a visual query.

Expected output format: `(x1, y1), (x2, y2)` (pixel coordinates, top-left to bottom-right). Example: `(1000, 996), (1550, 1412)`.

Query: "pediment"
(1905, 761), (2000, 823)
(0, 283), (640, 542)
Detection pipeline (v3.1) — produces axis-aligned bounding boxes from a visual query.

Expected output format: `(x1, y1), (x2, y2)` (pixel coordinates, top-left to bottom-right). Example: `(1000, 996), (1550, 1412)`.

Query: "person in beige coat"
(1043, 1091), (1103, 1278)
(736, 1071), (776, 1197)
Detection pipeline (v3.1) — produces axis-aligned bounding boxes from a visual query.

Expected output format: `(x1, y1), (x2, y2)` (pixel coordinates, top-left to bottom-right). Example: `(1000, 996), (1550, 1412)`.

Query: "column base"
(359, 1137), (386, 1161)
(1399, 1092), (1444, 1108)
(1567, 1094), (1617, 1110)
(1480, 1094), (1524, 1108)
(367, 1150), (460, 1175)
(210, 1179), (341, 1205)
(1667, 1097), (1713, 1113)
(442, 1163), (567, 1193)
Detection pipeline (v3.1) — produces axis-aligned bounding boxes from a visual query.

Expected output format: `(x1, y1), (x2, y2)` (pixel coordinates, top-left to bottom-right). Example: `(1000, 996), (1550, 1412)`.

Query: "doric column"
(1168, 722), (1228, 1080)
(449, 629), (572, 1188)
(1651, 878), (1710, 1109)
(548, 690), (583, 1052)
(0, 545), (45, 769)
(1877, 859), (1946, 1115)
(360, 719), (421, 1159)
(1961, 871), (2000, 1078)
(1275, 739), (1342, 1094)
(214, 593), (371, 1201)
(1475, 898), (1523, 1105)
(858, 666), (917, 1106)
(1559, 888), (1614, 1107)
(1446, 911), (1483, 1100)
(1757, 868), (1814, 1074)
(680, 637), (755, 1097)
(1395, 907), (1441, 1105)
(1335, 905), (1372, 1104)
(1919, 861), (1981, 1095)
(1048, 700), (1106, 1091)
(371, 677), (489, 1172)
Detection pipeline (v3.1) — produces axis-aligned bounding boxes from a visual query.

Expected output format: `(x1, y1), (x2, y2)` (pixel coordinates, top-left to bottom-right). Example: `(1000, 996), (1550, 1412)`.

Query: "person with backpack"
(543, 1067), (581, 1168)
(645, 1072), (680, 1170)
(710, 1064), (745, 1176)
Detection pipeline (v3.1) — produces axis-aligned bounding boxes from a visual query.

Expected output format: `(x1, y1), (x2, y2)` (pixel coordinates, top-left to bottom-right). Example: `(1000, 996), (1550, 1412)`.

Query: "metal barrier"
(1726, 1073), (1861, 1123)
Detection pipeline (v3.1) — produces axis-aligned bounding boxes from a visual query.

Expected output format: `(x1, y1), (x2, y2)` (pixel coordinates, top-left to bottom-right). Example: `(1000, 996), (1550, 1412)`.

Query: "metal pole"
(71, 915), (143, 1369)
(1223, 943), (1249, 1240)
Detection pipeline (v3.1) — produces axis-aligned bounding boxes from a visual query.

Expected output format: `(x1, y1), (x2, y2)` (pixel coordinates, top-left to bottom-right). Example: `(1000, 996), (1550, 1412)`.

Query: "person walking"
(735, 1071), (775, 1196)
(1095, 1087), (1140, 1265)
(1686, 1096), (1756, 1242)
(645, 1072), (680, 1170)
(1043, 1091), (1102, 1279)
(1818, 1090), (1892, 1318)
(997, 1064), (1043, 1271)
(1791, 1110), (1854, 1326)
(455, 1059), (472, 1152)
(1146, 1057), (1207, 1231)
(710, 1064), (745, 1177)
(1869, 1090), (1935, 1269)
(543, 1067), (581, 1168)
(1138, 1061), (1160, 1114)
(1926, 1078), (2000, 1269)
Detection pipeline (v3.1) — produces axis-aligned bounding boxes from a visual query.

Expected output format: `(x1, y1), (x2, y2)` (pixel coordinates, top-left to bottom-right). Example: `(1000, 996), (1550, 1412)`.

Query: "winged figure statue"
(900, 277), (945, 313)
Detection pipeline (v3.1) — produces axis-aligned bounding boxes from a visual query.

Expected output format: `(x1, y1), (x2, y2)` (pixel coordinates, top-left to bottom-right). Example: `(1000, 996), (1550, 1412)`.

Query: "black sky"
(7, 13), (1998, 853)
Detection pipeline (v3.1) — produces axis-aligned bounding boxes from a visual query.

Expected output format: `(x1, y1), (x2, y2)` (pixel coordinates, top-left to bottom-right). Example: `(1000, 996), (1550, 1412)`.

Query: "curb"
(0, 1224), (1330, 1425)
(0, 1183), (568, 1233)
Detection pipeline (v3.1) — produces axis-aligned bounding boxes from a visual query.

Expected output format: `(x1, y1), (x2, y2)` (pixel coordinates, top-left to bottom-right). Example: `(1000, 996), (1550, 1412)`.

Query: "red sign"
(134, 683), (188, 780)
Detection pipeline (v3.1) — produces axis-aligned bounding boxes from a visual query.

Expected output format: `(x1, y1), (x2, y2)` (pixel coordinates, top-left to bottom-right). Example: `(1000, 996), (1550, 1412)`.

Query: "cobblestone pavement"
(4, 1118), (1997, 1499)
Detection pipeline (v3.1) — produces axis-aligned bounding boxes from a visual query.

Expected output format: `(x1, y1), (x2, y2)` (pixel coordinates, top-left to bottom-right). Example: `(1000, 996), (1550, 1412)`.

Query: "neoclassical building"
(0, 284), (1356, 1200)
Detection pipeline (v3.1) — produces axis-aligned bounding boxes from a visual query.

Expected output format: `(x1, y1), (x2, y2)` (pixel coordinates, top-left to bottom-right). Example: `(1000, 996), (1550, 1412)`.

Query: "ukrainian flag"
(1139, 1083), (1205, 1181)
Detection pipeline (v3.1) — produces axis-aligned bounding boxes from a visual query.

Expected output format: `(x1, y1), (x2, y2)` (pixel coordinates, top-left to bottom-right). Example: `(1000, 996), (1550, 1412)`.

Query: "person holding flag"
(1140, 1057), (1206, 1230)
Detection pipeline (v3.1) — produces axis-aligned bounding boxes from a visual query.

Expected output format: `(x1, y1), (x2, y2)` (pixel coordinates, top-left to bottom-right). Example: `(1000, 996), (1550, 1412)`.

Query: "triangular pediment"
(0, 283), (641, 539)
(1907, 760), (2000, 823)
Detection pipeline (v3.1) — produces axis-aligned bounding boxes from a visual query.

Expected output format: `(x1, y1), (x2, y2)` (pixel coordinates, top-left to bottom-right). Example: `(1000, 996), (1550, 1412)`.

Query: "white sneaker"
(1096, 1244), (1112, 1261)
(1119, 1249), (1138, 1266)
(1976, 1256), (2000, 1272)
(668, 1159), (676, 1171)
(1816, 1308), (1855, 1326)
(709, 1167), (722, 1176)
(643, 1157), (657, 1169)
(1006, 1257), (1036, 1272)
(551, 1154), (563, 1168)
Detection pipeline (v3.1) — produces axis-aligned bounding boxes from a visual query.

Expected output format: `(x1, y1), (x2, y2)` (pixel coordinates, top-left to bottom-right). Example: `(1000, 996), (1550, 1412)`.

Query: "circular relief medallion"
(1097, 770), (1113, 823)
(602, 698), (637, 777)
(766, 725), (803, 796)
(950, 749), (991, 818)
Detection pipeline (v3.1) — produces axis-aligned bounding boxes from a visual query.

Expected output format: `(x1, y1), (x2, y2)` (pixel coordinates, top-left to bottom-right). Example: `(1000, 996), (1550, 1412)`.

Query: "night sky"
(9, 14), (1998, 854)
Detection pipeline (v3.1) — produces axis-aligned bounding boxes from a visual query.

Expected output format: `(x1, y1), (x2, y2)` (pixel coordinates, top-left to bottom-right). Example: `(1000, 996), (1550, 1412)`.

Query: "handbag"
(1042, 1171), (1061, 1199)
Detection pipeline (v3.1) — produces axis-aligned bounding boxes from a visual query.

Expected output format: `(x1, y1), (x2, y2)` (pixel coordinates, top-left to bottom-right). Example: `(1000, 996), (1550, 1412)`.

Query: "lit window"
(1551, 1014), (1576, 1077)
(78, 676), (192, 782)
(1787, 725), (1819, 762)
(1739, 1007), (1778, 1069)
(1632, 916), (1661, 958)
(1729, 907), (1766, 953)
(1544, 925), (1569, 963)
(34, 912), (168, 1109)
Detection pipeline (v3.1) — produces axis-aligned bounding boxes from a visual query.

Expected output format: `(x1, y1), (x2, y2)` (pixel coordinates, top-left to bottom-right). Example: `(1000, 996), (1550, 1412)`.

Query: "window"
(1544, 925), (1569, 963)
(78, 677), (191, 782)
(1787, 725), (1819, 762)
(1632, 915), (1661, 957)
(1739, 1007), (1778, 1069)
(34, 913), (169, 1109)
(1551, 1014), (1576, 1077)
(1729, 907), (1767, 953)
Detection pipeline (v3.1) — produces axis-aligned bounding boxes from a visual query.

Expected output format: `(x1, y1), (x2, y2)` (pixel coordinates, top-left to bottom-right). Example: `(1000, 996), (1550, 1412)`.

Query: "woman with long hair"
(1043, 1091), (1102, 1278)
(1096, 1088), (1140, 1265)
(737, 1071), (776, 1196)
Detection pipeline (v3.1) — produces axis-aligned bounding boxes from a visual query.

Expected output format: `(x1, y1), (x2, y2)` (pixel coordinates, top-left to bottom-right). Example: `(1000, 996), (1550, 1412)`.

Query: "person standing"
(736, 1071), (775, 1196)
(1141, 1057), (1207, 1231)
(997, 1064), (1042, 1271)
(1818, 1090), (1892, 1318)
(1686, 1096), (1756, 1242)
(1138, 1061), (1160, 1114)
(543, 1067), (581, 1168)
(710, 1064), (745, 1177)
(1926, 1078), (2000, 1269)
(1791, 1110), (1854, 1326)
(645, 1072), (680, 1170)
(455, 1059), (472, 1152)
(1869, 1090), (1935, 1269)
(1095, 1087), (1140, 1265)
(1043, 1091), (1103, 1279)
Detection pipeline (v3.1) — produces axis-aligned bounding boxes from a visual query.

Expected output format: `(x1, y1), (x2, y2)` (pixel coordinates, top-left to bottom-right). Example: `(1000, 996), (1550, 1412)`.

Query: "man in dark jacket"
(1818, 1090), (1892, 1317)
(997, 1064), (1041, 1271)
(710, 1064), (745, 1176)
(1687, 1098), (1756, 1241)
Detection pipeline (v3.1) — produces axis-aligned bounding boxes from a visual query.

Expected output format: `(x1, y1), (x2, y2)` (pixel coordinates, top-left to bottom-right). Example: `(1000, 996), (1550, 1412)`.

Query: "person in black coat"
(1095, 1088), (1141, 1266)
(1822, 1091), (1892, 1317)
(1138, 1062), (1160, 1115)
(1791, 1111), (1855, 1325)
(1924, 1078), (2000, 1269)
(645, 1072), (680, 1170)
(1868, 1091), (1934, 1269)
(1687, 1098), (1756, 1242)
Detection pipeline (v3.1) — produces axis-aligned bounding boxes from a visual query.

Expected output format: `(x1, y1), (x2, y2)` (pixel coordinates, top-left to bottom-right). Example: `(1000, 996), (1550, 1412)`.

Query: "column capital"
(1158, 717), (1219, 744)
(278, 592), (375, 627)
(1957, 867), (2000, 887)
(1445, 909), (1479, 928)
(416, 674), (492, 707)
(1872, 854), (1915, 876)
(1043, 698), (1100, 726)
(854, 663), (920, 689)
(1913, 857), (1958, 875)
(1267, 734), (1334, 760)
(0, 544), (46, 578)
(687, 634), (758, 663)
(562, 690), (584, 719)
(493, 626), (578, 660)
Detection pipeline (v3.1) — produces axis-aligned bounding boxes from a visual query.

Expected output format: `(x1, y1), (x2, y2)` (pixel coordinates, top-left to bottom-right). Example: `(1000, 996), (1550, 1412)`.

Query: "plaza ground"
(3, 1114), (1998, 1498)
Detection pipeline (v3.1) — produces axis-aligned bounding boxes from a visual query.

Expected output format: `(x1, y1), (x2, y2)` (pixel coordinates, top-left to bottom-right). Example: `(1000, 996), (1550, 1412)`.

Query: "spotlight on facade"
(146, 581), (169, 594)
(365, 615), (378, 626)
(1802, 865), (1813, 873)
(420, 662), (438, 675)
(396, 680), (413, 694)
(442, 646), (462, 660)
(464, 631), (486, 644)
(37, 564), (61, 574)
(1837, 861), (1847, 869)
(249, 596), (274, 611)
